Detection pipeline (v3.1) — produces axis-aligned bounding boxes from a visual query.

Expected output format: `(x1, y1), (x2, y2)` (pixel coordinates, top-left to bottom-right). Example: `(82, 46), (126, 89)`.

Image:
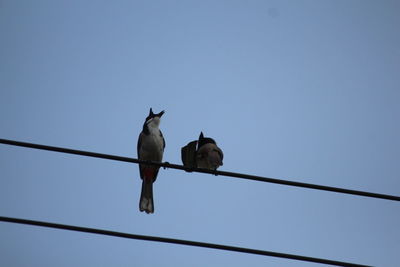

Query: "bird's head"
(145, 108), (165, 128)
(198, 131), (217, 148)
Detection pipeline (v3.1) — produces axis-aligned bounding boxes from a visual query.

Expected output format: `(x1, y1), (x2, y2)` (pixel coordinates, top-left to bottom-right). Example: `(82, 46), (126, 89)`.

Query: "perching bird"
(196, 132), (223, 170)
(137, 108), (165, 214)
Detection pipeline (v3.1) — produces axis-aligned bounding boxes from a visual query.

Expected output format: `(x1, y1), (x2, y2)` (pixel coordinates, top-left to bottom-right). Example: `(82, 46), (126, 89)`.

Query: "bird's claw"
(163, 162), (170, 169)
(185, 167), (194, 173)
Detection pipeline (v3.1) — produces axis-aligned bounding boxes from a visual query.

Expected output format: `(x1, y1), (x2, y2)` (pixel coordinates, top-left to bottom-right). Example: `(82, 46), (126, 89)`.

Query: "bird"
(196, 132), (223, 170)
(137, 108), (165, 214)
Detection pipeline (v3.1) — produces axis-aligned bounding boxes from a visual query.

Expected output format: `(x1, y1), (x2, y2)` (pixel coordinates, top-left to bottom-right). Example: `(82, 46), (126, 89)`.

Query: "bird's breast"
(139, 132), (164, 162)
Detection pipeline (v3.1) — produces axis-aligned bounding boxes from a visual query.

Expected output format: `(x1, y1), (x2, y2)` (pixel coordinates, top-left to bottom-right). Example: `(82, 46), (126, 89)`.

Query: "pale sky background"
(1, 1), (399, 266)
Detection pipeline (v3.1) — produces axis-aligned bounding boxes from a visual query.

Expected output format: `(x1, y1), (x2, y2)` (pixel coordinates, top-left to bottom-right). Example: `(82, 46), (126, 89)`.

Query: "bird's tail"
(139, 179), (154, 214)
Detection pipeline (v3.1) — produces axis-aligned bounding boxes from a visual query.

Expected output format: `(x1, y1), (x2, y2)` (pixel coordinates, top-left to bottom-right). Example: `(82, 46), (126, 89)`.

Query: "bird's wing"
(137, 132), (145, 179)
(214, 145), (223, 162)
(160, 130), (166, 149)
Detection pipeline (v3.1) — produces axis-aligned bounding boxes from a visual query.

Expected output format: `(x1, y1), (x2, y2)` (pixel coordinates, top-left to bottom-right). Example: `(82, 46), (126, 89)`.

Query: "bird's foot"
(163, 162), (170, 169)
(185, 167), (194, 172)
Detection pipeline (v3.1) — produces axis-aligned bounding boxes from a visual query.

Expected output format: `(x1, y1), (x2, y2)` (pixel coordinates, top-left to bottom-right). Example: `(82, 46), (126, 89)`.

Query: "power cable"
(1, 138), (399, 202)
(0, 216), (371, 267)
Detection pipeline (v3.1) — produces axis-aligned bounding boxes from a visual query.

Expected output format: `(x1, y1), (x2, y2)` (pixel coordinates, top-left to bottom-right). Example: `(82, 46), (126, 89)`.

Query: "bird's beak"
(159, 110), (165, 117)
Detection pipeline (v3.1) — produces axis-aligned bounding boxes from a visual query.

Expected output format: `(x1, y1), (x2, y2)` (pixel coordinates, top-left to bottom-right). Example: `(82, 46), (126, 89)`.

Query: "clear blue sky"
(1, 1), (399, 266)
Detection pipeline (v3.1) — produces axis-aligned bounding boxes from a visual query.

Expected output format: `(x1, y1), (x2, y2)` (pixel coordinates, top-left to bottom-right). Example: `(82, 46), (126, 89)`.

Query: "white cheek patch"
(148, 117), (160, 127)
(146, 118), (161, 134)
